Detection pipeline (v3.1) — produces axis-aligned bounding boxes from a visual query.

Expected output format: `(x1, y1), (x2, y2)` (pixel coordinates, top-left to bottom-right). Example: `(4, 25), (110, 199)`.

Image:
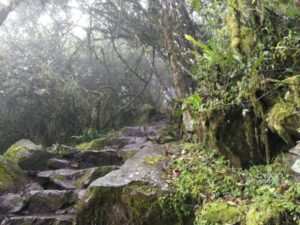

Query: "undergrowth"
(72, 128), (115, 144)
(160, 143), (300, 225)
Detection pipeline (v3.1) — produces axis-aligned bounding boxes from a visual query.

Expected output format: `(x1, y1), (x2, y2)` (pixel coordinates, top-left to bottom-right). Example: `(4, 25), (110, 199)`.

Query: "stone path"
(0, 119), (165, 225)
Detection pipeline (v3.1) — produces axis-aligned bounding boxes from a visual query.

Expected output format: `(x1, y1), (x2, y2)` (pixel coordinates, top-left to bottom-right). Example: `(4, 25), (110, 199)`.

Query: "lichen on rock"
(75, 145), (177, 225)
(0, 155), (25, 194)
(4, 139), (53, 171)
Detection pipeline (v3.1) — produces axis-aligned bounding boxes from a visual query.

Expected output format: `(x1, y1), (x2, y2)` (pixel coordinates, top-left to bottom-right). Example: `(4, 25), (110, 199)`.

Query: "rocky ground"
(0, 118), (166, 225)
(0, 116), (299, 225)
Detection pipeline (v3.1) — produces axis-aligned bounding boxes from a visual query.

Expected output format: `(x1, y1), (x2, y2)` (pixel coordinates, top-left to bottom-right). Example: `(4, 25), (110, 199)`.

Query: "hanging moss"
(267, 101), (297, 145)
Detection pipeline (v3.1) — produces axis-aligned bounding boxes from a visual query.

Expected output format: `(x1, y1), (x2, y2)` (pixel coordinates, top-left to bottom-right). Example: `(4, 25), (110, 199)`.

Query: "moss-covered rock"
(136, 104), (157, 125)
(245, 201), (286, 225)
(195, 200), (246, 225)
(76, 137), (129, 151)
(267, 101), (299, 145)
(25, 190), (77, 214)
(4, 140), (54, 171)
(0, 155), (25, 194)
(76, 183), (173, 225)
(75, 145), (178, 225)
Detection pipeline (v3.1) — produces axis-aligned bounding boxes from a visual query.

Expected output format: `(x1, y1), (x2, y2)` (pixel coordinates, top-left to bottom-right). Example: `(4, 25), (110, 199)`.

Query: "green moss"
(4, 145), (29, 162)
(76, 184), (178, 225)
(163, 143), (300, 224)
(0, 155), (24, 193)
(119, 151), (136, 161)
(4, 141), (52, 170)
(136, 104), (156, 125)
(195, 200), (246, 225)
(267, 101), (296, 144)
(75, 167), (117, 187)
(283, 75), (300, 105)
(143, 155), (166, 165)
(246, 201), (285, 225)
(76, 137), (129, 150)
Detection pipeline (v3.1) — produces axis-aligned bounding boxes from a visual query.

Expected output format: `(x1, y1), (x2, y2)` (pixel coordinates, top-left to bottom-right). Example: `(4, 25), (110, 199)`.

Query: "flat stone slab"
(1, 214), (74, 225)
(0, 194), (24, 215)
(47, 158), (71, 170)
(37, 166), (119, 190)
(90, 144), (166, 188)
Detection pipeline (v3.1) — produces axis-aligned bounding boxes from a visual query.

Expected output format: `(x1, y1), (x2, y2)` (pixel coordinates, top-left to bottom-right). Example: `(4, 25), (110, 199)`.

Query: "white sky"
(0, 0), (89, 39)
(0, 0), (9, 6)
(38, 0), (89, 39)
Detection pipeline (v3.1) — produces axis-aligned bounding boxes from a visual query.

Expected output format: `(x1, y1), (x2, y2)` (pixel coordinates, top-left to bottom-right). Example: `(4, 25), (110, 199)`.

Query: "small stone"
(0, 194), (24, 214)
(291, 159), (300, 174)
(289, 143), (300, 156)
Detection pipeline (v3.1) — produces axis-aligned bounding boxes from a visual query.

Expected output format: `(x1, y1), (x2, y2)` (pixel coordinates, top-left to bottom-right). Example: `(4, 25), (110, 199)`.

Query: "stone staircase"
(0, 119), (165, 225)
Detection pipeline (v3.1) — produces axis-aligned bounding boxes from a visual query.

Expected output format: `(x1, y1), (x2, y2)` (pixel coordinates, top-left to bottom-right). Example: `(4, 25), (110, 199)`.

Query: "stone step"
(72, 150), (122, 168)
(47, 158), (72, 170)
(1, 214), (74, 225)
(0, 194), (24, 215)
(37, 166), (119, 190)
(23, 190), (77, 214)
(120, 127), (159, 138)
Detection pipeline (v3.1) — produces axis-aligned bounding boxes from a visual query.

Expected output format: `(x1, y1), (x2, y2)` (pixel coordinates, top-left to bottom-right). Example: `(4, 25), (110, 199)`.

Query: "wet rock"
(37, 169), (85, 190)
(48, 158), (71, 170)
(0, 156), (26, 194)
(0, 194), (24, 214)
(0, 215), (74, 225)
(73, 150), (122, 168)
(4, 140), (54, 171)
(76, 145), (173, 225)
(25, 190), (77, 214)
(37, 167), (118, 190)
(90, 145), (166, 187)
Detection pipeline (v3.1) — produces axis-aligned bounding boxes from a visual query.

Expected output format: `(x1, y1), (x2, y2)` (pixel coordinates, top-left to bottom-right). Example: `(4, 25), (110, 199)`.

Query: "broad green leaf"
(191, 0), (201, 12)
(185, 34), (212, 55)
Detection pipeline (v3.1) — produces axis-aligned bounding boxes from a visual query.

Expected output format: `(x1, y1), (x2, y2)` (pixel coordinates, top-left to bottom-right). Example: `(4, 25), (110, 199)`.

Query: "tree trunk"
(162, 0), (187, 99)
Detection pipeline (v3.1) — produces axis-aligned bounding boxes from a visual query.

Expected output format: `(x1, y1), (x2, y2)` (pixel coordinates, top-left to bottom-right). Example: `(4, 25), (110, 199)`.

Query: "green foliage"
(195, 200), (247, 225)
(72, 129), (115, 144)
(191, 0), (201, 12)
(160, 143), (300, 224)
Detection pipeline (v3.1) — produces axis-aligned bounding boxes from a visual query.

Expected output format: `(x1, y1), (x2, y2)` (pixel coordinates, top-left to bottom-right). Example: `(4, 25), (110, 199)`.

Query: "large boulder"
(0, 156), (26, 194)
(75, 145), (176, 225)
(4, 140), (54, 171)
